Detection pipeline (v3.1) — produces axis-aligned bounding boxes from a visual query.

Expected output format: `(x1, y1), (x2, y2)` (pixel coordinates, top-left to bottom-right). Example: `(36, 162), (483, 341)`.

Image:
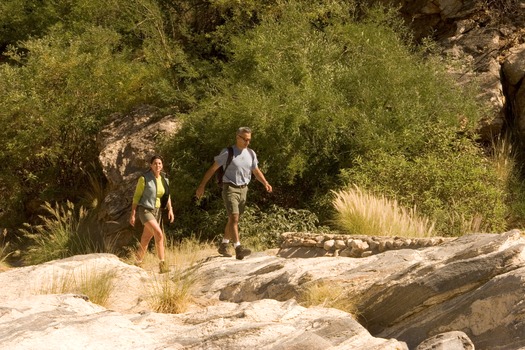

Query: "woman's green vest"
(138, 170), (170, 210)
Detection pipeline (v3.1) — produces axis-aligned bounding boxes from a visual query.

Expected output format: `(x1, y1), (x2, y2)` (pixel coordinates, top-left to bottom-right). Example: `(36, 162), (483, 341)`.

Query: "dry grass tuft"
(332, 185), (435, 237)
(39, 266), (116, 307)
(143, 236), (216, 314)
(148, 270), (197, 314)
(299, 280), (359, 317)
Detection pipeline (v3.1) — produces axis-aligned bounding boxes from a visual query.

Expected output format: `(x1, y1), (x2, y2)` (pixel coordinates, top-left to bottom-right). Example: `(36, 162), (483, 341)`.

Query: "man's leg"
(225, 213), (240, 242)
(218, 214), (236, 257)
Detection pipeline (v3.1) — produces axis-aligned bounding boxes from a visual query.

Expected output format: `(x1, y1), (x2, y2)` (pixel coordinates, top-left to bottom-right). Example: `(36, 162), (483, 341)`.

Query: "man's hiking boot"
(218, 242), (232, 257)
(159, 261), (170, 274)
(235, 245), (251, 260)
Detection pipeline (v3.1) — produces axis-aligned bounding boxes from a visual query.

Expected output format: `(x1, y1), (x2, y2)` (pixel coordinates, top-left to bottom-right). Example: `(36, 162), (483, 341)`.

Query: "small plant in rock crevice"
(148, 270), (197, 314)
(298, 280), (359, 317)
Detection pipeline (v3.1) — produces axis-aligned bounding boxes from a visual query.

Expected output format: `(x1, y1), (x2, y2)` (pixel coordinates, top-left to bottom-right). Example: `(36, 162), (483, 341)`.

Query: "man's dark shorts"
(222, 184), (248, 215)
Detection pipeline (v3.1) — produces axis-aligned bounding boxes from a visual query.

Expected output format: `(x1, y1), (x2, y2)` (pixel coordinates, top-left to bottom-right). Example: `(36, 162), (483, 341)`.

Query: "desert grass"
(40, 266), (116, 307)
(332, 185), (435, 237)
(148, 269), (197, 314)
(298, 280), (359, 317)
(20, 201), (120, 266)
(140, 236), (216, 314)
(490, 133), (515, 182)
(0, 229), (11, 271)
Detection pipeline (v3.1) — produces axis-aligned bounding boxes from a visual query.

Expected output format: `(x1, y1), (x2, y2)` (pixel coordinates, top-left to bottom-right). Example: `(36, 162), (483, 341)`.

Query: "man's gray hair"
(237, 127), (252, 135)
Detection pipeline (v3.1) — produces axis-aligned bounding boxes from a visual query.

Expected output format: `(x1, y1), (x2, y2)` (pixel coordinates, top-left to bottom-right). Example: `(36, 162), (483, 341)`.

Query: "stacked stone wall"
(278, 232), (456, 258)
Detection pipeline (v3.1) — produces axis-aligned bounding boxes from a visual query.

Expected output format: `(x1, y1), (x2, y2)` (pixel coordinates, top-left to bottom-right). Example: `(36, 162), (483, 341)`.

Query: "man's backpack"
(215, 146), (234, 186)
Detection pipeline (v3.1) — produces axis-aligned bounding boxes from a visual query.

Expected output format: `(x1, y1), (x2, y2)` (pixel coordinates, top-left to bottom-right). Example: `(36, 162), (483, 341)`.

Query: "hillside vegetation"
(0, 0), (523, 256)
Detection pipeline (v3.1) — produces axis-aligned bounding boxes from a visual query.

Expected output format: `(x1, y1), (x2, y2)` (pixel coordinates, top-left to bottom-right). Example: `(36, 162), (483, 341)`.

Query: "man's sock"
(234, 242), (241, 248)
(222, 239), (230, 244)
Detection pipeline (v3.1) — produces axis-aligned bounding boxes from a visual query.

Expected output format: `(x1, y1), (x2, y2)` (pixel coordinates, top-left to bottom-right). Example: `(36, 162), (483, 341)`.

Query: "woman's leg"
(136, 223), (154, 262)
(145, 219), (165, 261)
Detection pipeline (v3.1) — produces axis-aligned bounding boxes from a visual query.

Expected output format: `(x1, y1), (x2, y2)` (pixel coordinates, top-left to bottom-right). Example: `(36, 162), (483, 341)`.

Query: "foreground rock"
(0, 294), (405, 350)
(2, 231), (525, 349)
(0, 254), (406, 350)
(194, 230), (525, 349)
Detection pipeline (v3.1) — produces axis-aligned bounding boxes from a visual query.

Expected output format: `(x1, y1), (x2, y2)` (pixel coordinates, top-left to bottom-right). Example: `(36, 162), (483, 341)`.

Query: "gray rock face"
(392, 0), (525, 141)
(0, 254), (407, 350)
(193, 230), (525, 349)
(3, 231), (525, 348)
(96, 105), (179, 245)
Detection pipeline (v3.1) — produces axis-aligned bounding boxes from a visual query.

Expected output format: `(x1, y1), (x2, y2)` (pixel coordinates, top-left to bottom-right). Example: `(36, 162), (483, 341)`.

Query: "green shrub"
(340, 146), (508, 236)
(0, 22), (183, 228)
(240, 205), (327, 250)
(0, 0), (197, 230)
(164, 1), (492, 234)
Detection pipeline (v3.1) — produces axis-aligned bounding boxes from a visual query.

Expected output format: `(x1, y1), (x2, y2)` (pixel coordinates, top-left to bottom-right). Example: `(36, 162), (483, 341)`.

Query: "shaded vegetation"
(1, 0), (524, 262)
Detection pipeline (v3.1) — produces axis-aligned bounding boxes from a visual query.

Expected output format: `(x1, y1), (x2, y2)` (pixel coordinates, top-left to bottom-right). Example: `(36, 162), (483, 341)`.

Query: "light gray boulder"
(416, 331), (475, 350)
(0, 254), (407, 350)
(4, 231), (525, 349)
(193, 230), (525, 349)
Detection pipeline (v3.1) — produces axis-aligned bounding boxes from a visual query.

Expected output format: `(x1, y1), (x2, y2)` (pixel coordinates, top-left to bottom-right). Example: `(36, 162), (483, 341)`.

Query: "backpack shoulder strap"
(224, 146), (234, 170)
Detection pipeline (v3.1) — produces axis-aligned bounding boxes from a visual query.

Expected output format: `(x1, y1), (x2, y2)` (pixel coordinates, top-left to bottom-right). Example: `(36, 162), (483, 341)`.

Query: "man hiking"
(195, 127), (272, 260)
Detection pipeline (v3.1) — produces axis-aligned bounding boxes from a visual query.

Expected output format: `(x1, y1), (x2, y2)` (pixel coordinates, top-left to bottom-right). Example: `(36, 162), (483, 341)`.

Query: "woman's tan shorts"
(138, 206), (161, 225)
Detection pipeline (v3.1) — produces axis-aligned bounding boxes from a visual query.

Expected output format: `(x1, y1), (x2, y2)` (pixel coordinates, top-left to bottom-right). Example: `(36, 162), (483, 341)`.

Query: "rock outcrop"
(0, 254), (406, 350)
(392, 0), (525, 141)
(96, 105), (179, 245)
(3, 231), (525, 349)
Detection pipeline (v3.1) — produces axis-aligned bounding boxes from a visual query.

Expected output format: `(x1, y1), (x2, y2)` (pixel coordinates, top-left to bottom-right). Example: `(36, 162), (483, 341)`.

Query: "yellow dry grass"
(332, 185), (435, 237)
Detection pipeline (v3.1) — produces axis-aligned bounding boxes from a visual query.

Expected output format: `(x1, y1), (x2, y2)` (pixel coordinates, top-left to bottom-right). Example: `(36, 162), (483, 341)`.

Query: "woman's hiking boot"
(218, 242), (232, 257)
(235, 245), (251, 260)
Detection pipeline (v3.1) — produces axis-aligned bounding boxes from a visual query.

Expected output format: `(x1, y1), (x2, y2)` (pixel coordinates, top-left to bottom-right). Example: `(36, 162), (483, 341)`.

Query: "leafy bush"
(240, 205), (326, 250)
(164, 1), (495, 235)
(340, 146), (508, 236)
(0, 5), (188, 227)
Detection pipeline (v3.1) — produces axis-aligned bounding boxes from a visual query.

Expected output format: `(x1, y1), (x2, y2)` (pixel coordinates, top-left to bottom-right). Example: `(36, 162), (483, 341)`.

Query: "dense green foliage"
(165, 2), (507, 236)
(0, 0), (523, 254)
(0, 0), (193, 227)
